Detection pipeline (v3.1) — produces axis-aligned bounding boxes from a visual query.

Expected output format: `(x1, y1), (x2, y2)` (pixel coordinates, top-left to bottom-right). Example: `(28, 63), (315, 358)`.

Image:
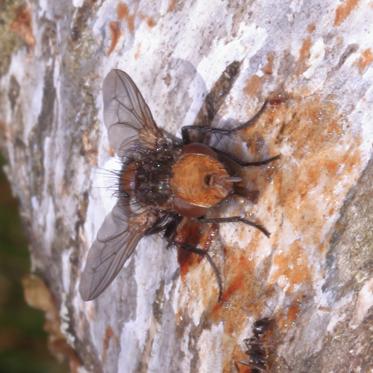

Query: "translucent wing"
(103, 69), (162, 156)
(79, 202), (152, 300)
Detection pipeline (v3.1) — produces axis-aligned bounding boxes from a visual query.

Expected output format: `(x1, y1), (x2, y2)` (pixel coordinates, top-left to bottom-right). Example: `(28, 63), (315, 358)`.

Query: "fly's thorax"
(119, 145), (181, 208)
(170, 144), (233, 209)
(120, 161), (137, 195)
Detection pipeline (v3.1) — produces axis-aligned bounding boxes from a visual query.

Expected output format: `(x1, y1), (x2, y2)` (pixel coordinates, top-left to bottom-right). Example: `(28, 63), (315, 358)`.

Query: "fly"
(236, 317), (275, 372)
(79, 69), (280, 301)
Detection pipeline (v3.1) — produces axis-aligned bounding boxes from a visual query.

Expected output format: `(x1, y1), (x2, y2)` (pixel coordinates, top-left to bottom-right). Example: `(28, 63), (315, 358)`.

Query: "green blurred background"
(0, 155), (67, 373)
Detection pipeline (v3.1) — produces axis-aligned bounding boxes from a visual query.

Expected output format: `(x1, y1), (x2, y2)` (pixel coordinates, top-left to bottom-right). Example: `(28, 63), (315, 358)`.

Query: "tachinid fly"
(79, 69), (280, 301)
(237, 317), (274, 372)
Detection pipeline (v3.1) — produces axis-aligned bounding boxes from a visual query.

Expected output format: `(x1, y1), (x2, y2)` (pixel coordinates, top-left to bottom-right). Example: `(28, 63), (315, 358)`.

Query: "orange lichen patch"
(116, 2), (135, 33)
(102, 326), (115, 362)
(269, 241), (311, 293)
(355, 49), (373, 74)
(342, 147), (361, 173)
(286, 302), (300, 323)
(10, 5), (35, 48)
(324, 159), (339, 175)
(168, 0), (177, 12)
(107, 21), (122, 55)
(317, 241), (328, 253)
(326, 119), (343, 136)
(127, 14), (135, 33)
(276, 155), (350, 247)
(307, 23), (316, 33)
(262, 52), (275, 75)
(139, 14), (156, 28)
(296, 37), (312, 74)
(275, 297), (305, 331)
(209, 244), (276, 371)
(327, 206), (336, 216)
(117, 2), (129, 20)
(277, 97), (344, 158)
(271, 95), (362, 246)
(334, 0), (359, 26)
(237, 94), (362, 254)
(210, 249), (266, 333)
(244, 75), (263, 97)
(220, 272), (245, 304)
(146, 16), (156, 28)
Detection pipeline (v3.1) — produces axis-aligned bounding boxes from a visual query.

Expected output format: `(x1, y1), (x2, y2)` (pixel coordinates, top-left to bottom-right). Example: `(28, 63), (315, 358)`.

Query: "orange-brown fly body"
(79, 69), (279, 301)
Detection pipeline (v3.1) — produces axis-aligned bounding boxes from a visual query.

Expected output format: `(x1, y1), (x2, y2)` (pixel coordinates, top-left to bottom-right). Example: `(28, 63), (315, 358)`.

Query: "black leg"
(181, 100), (269, 144)
(145, 213), (179, 236)
(198, 217), (270, 237)
(144, 214), (171, 236)
(225, 99), (269, 132)
(164, 215), (183, 249)
(239, 154), (280, 166)
(181, 125), (231, 144)
(212, 147), (281, 167)
(180, 243), (223, 302)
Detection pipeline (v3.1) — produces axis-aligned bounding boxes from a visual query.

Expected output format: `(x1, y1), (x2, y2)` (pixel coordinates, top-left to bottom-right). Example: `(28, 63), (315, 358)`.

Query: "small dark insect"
(79, 69), (280, 301)
(237, 318), (274, 372)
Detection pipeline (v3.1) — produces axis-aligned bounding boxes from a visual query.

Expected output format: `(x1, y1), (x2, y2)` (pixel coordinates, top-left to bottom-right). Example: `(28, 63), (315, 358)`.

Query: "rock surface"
(0, 0), (372, 372)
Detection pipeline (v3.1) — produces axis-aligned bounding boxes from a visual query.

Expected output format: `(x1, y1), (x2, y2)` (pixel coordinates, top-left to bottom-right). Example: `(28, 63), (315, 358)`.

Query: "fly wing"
(103, 69), (162, 156)
(79, 202), (153, 301)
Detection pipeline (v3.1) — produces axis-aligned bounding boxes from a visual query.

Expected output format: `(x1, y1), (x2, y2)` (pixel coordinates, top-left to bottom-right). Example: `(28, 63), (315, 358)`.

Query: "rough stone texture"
(0, 0), (372, 372)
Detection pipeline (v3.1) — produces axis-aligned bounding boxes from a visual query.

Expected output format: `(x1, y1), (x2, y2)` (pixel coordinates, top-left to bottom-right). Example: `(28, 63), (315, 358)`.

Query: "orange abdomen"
(170, 144), (233, 209)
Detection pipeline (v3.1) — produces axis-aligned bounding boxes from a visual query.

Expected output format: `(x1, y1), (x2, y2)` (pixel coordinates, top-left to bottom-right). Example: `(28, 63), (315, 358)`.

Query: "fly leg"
(210, 140), (280, 202)
(198, 217), (270, 237)
(179, 243), (223, 302)
(164, 215), (183, 249)
(220, 99), (269, 132)
(181, 100), (269, 144)
(212, 147), (281, 167)
(145, 213), (181, 236)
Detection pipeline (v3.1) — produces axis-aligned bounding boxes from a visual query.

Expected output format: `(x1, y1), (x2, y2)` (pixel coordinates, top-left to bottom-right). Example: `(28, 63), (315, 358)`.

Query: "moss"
(0, 0), (25, 76)
(0, 155), (67, 372)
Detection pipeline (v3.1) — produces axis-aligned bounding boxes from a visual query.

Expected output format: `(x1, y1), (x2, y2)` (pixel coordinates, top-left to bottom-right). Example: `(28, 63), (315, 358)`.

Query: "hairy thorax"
(120, 142), (233, 214)
(120, 142), (180, 208)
